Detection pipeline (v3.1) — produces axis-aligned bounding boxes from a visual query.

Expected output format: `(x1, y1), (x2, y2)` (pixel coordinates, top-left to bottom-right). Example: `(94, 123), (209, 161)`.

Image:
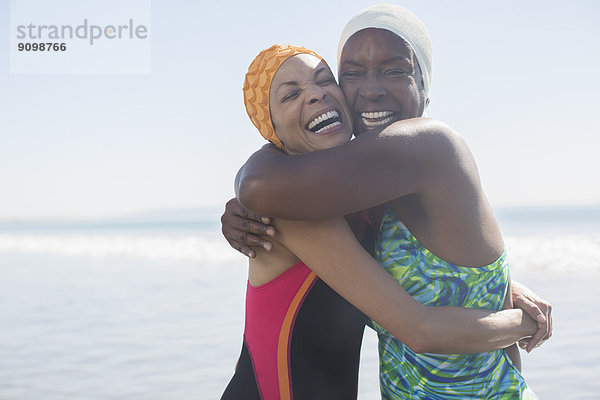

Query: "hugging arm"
(275, 216), (537, 354)
(235, 118), (445, 220)
(224, 118), (446, 255)
(223, 119), (553, 345)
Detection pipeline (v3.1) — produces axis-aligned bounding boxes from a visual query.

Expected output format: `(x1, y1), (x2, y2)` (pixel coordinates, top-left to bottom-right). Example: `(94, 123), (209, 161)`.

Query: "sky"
(0, 0), (599, 220)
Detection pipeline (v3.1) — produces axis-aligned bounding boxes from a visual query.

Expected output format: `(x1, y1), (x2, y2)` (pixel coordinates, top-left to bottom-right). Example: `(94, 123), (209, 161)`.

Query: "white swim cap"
(337, 3), (433, 100)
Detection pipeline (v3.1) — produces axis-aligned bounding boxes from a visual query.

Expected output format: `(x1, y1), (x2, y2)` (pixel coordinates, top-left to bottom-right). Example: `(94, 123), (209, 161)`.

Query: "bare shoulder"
(237, 144), (284, 177)
(378, 118), (470, 173)
(381, 118), (463, 147)
(235, 143), (286, 199)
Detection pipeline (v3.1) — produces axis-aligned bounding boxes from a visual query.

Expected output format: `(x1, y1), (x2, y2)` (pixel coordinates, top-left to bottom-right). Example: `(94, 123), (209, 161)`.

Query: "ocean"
(0, 207), (599, 399)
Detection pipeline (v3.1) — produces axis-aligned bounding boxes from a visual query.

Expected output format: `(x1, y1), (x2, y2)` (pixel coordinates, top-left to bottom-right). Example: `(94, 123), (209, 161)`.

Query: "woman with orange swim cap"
(221, 44), (539, 399)
(221, 45), (365, 400)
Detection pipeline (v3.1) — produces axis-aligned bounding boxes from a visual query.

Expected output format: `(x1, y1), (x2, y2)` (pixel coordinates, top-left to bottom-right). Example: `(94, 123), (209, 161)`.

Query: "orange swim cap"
(243, 45), (327, 150)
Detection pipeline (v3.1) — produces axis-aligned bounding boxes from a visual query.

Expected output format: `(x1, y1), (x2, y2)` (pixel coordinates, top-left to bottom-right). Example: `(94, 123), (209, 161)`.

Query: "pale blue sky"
(1, 0), (598, 220)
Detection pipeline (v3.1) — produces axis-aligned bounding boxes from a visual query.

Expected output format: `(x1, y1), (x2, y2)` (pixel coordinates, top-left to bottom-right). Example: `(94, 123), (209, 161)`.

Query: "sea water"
(0, 207), (598, 399)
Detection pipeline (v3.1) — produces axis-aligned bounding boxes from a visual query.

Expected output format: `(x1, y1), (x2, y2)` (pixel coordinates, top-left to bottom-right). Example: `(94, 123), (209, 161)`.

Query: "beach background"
(2, 0), (599, 399)
(0, 207), (599, 399)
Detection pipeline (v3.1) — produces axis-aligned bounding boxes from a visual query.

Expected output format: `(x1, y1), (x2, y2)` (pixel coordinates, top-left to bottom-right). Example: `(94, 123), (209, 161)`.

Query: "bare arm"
(232, 119), (554, 347)
(236, 118), (452, 220)
(276, 216), (536, 354)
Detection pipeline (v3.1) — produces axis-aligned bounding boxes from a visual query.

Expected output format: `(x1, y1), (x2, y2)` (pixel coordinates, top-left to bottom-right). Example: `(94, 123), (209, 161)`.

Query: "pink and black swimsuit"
(221, 261), (367, 399)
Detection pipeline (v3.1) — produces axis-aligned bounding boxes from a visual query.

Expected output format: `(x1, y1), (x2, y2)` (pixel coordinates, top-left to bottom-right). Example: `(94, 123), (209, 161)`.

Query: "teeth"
(360, 111), (394, 119)
(307, 110), (340, 130)
(314, 121), (341, 134)
(361, 116), (395, 128)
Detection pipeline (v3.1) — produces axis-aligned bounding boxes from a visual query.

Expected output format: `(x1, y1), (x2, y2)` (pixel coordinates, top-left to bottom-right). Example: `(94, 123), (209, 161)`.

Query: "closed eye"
(318, 78), (335, 86)
(282, 90), (301, 102)
(384, 68), (409, 77)
(340, 70), (362, 80)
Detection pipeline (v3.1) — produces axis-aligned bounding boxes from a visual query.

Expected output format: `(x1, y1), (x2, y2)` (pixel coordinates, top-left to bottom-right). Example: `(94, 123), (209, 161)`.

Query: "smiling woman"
(220, 40), (542, 400)
(243, 45), (353, 154)
(339, 28), (427, 131)
(268, 53), (353, 154)
(223, 45), (368, 400)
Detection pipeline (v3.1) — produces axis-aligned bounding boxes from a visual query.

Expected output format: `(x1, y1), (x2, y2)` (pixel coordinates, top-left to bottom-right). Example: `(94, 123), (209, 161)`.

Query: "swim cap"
(337, 3), (433, 101)
(243, 45), (327, 149)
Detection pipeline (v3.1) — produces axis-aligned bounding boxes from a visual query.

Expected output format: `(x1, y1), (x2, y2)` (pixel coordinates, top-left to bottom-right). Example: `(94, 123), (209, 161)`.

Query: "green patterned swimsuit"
(373, 205), (537, 399)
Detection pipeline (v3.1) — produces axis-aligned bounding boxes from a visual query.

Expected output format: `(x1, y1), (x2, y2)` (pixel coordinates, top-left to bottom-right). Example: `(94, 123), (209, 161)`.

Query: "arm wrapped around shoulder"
(236, 118), (463, 219)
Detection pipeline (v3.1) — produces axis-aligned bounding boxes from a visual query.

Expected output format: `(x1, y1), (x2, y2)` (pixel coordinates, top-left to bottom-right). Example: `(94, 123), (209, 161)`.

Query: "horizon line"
(1, 203), (599, 225)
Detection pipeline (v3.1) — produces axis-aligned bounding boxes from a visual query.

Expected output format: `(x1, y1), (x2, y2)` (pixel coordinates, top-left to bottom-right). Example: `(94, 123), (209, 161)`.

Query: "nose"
(359, 74), (386, 101)
(307, 83), (327, 104)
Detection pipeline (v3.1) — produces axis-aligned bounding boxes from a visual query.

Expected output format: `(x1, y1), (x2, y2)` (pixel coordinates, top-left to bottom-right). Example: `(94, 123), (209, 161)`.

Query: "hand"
(220, 198), (276, 258)
(511, 280), (553, 352)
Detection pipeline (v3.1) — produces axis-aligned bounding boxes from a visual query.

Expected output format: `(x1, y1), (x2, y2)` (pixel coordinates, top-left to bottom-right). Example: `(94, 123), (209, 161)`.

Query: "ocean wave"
(504, 234), (600, 274)
(0, 233), (240, 263)
(0, 233), (598, 273)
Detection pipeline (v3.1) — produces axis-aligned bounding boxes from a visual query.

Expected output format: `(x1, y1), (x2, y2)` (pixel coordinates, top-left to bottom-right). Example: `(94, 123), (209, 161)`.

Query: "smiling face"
(269, 54), (353, 155)
(339, 28), (427, 135)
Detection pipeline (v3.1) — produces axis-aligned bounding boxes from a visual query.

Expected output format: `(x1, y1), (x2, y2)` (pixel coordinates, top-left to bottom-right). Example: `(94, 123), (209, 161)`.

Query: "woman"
(221, 44), (538, 399)
(221, 6), (551, 355)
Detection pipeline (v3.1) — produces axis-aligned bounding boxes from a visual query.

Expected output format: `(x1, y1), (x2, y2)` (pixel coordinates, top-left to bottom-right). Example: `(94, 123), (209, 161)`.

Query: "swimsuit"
(373, 205), (538, 399)
(221, 261), (366, 400)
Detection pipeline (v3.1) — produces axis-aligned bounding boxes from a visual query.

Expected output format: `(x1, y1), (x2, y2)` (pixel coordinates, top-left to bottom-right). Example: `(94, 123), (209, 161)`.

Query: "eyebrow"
(380, 56), (412, 65)
(314, 66), (330, 77)
(278, 80), (298, 88)
(275, 80), (299, 97)
(276, 67), (331, 94)
(341, 55), (411, 68)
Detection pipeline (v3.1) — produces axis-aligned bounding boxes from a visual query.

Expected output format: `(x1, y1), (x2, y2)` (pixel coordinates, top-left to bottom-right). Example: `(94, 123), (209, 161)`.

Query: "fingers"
(518, 296), (546, 325)
(224, 199), (275, 236)
(223, 227), (273, 258)
(237, 228), (273, 251)
(227, 198), (271, 224)
(226, 238), (257, 259)
(222, 224), (274, 257)
(524, 318), (547, 352)
(511, 281), (554, 345)
(545, 304), (553, 341)
(225, 235), (273, 259)
(243, 219), (276, 237)
(222, 214), (276, 240)
(532, 300), (552, 343)
(522, 302), (552, 353)
(221, 198), (276, 258)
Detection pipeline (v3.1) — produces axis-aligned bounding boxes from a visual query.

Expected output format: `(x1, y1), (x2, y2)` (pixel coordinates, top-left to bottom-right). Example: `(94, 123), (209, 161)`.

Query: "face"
(269, 54), (353, 155)
(339, 28), (427, 135)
